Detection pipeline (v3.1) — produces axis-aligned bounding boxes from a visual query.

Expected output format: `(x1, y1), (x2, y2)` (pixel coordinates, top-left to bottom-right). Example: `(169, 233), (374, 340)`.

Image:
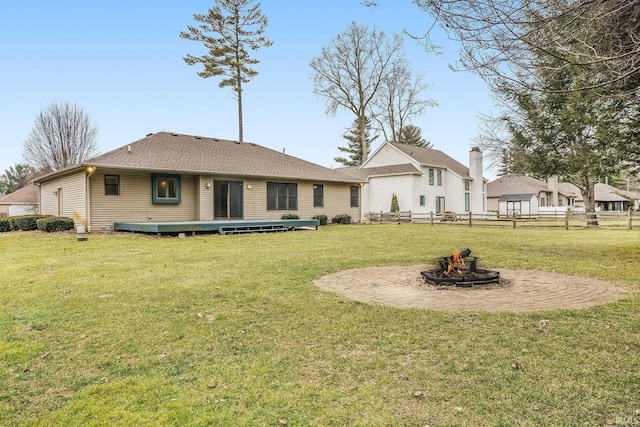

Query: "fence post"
(565, 209), (569, 230)
(430, 211), (434, 225)
(468, 211), (472, 227)
(512, 212), (517, 229)
(629, 208), (633, 230)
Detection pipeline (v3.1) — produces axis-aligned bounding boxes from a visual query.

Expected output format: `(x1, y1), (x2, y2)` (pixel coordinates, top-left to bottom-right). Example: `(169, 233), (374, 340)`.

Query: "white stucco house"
(340, 142), (487, 220)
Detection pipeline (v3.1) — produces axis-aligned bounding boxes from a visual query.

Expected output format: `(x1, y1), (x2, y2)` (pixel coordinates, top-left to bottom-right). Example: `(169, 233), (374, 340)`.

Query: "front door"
(214, 180), (243, 219)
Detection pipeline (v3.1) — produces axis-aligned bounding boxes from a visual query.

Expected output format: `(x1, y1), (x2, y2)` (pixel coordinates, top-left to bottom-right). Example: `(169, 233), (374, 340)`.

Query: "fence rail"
(365, 209), (639, 230)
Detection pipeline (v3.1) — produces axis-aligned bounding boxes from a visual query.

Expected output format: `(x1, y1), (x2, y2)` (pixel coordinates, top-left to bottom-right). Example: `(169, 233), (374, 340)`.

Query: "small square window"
(105, 175), (120, 196)
(152, 174), (181, 204)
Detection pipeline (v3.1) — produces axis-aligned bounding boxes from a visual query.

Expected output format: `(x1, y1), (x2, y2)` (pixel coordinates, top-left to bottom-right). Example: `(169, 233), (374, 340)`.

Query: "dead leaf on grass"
(512, 362), (522, 370)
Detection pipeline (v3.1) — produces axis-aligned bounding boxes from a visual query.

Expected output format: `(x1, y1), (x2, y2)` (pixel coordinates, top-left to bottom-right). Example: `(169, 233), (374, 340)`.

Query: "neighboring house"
(0, 183), (39, 217)
(340, 143), (487, 218)
(488, 174), (635, 215)
(34, 132), (363, 231)
(595, 183), (639, 211)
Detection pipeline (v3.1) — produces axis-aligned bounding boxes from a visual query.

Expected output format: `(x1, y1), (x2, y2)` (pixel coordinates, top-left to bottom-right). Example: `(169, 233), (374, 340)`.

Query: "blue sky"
(0, 0), (497, 179)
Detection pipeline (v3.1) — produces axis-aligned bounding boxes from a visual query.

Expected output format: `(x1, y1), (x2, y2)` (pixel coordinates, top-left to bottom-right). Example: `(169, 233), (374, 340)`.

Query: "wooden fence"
(365, 209), (640, 230)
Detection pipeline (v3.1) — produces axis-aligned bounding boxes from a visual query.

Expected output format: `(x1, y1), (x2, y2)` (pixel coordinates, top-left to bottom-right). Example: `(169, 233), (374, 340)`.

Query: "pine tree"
(397, 125), (431, 147)
(334, 117), (378, 166)
(180, 0), (272, 142)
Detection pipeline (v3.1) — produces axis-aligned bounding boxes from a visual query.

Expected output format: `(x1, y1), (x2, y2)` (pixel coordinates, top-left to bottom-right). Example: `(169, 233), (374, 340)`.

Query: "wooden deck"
(113, 219), (320, 236)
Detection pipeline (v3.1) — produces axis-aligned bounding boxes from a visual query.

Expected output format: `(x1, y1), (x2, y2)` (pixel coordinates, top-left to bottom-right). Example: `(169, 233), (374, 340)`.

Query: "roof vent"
(146, 133), (153, 137)
(195, 136), (202, 139)
(127, 145), (132, 154)
(172, 133), (178, 137)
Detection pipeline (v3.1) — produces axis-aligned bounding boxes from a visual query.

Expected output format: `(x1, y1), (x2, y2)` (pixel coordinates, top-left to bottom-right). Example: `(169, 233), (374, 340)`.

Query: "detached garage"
(498, 194), (538, 218)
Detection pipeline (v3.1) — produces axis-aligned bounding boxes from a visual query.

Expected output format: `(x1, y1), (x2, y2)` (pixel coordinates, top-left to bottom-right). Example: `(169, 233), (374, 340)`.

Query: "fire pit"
(421, 248), (500, 287)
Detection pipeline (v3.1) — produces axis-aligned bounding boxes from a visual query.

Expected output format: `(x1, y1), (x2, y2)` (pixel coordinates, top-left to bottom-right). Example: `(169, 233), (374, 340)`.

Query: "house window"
(350, 186), (359, 208)
(267, 182), (297, 210)
(435, 196), (445, 213)
(437, 170), (442, 186)
(465, 193), (470, 212)
(152, 174), (181, 204)
(464, 181), (470, 191)
(429, 169), (434, 185)
(559, 198), (564, 206)
(420, 195), (425, 206)
(540, 197), (546, 207)
(313, 184), (324, 207)
(105, 175), (120, 196)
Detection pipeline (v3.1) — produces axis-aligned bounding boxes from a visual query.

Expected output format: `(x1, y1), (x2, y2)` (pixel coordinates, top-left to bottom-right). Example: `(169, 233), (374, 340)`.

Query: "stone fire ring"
(313, 265), (631, 312)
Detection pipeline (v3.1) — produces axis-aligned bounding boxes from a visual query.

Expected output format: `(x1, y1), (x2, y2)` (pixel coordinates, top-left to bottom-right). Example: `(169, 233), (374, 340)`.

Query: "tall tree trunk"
(579, 176), (599, 226)
(360, 113), (368, 163)
(237, 66), (243, 142)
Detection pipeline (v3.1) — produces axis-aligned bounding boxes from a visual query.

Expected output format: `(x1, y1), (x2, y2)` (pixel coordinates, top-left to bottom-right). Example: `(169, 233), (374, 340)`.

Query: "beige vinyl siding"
(88, 171), (197, 231)
(243, 180), (360, 221)
(39, 171), (87, 227)
(196, 176), (214, 221)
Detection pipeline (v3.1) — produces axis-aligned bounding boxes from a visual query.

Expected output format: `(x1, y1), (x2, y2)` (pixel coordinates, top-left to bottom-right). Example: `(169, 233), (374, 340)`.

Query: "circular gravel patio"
(313, 265), (630, 312)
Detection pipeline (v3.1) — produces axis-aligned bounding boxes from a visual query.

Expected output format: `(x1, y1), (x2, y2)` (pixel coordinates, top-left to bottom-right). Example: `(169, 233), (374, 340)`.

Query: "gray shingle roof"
(487, 174), (550, 197)
(339, 163), (421, 180)
(41, 132), (361, 183)
(386, 143), (471, 179)
(498, 193), (535, 202)
(0, 184), (38, 204)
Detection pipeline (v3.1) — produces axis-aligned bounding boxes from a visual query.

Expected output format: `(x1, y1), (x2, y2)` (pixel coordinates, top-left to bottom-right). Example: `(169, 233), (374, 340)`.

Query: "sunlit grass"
(1, 225), (639, 426)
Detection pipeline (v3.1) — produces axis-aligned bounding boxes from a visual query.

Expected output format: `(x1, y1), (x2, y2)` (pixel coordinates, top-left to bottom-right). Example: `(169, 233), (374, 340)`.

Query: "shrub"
(331, 214), (352, 225)
(36, 216), (75, 232)
(281, 212), (300, 219)
(0, 218), (11, 233)
(10, 215), (48, 231)
(311, 214), (328, 226)
(390, 193), (399, 212)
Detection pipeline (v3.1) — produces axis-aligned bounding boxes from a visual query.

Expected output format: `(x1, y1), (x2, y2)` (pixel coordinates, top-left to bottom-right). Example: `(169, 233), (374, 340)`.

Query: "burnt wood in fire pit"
(421, 248), (500, 287)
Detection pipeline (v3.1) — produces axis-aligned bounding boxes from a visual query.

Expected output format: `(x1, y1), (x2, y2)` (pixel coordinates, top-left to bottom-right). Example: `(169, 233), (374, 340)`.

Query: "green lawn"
(1, 225), (639, 426)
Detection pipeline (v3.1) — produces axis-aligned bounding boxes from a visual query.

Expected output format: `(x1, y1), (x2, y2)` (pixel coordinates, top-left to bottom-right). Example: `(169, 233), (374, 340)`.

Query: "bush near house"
(331, 214), (352, 224)
(281, 212), (300, 219)
(36, 216), (75, 232)
(0, 218), (11, 232)
(312, 214), (328, 225)
(9, 214), (48, 231)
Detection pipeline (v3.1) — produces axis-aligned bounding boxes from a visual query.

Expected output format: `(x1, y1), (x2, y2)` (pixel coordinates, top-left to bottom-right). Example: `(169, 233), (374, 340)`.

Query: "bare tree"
(371, 57), (437, 143)
(407, 0), (640, 99)
(23, 102), (99, 172)
(180, 0), (272, 142)
(310, 22), (404, 162)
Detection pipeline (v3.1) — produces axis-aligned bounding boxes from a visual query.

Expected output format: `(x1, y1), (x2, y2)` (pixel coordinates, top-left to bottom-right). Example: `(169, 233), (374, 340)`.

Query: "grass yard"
(1, 224), (639, 426)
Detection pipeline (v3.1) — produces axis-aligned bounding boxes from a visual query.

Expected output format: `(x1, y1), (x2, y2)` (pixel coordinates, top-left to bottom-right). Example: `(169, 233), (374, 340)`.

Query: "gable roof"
(384, 142), (472, 179)
(487, 174), (550, 198)
(37, 132), (361, 184)
(0, 183), (38, 205)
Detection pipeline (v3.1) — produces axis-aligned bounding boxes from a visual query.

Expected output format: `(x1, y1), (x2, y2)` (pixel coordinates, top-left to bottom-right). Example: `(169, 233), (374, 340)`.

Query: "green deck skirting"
(113, 219), (320, 235)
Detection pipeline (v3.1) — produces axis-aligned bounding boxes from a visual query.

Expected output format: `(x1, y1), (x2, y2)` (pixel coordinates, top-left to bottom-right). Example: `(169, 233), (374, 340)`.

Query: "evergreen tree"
(396, 125), (431, 148)
(0, 164), (37, 194)
(334, 117), (378, 166)
(180, 0), (272, 142)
